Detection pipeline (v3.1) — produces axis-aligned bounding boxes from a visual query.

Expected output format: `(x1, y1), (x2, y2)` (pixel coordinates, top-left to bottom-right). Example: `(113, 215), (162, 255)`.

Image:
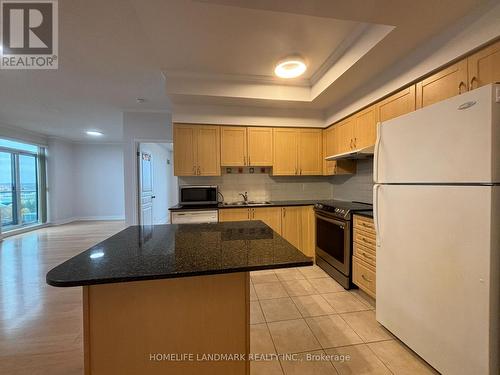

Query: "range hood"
(325, 145), (375, 161)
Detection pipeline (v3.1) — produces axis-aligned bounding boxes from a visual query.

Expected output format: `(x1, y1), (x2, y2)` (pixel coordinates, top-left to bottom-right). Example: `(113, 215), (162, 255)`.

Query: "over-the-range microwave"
(179, 185), (218, 206)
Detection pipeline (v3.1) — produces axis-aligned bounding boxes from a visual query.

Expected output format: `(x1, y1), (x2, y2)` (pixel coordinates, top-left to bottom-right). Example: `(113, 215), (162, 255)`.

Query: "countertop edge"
(46, 259), (314, 288)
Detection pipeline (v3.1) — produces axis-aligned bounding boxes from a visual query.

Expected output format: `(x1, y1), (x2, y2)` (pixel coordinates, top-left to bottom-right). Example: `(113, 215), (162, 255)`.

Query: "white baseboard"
(50, 215), (125, 225)
(76, 215), (125, 221)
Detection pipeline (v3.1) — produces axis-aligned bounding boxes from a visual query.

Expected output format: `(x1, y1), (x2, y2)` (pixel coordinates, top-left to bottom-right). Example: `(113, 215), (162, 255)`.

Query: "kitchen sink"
(247, 201), (271, 206)
(222, 201), (271, 206)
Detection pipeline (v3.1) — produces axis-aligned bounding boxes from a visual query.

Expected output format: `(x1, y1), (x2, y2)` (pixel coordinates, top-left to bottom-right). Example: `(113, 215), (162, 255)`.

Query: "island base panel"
(83, 272), (250, 375)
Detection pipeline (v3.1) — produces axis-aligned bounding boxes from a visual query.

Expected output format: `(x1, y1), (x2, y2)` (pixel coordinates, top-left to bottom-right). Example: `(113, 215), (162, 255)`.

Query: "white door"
(374, 84), (499, 184)
(139, 151), (154, 225)
(374, 184), (499, 375)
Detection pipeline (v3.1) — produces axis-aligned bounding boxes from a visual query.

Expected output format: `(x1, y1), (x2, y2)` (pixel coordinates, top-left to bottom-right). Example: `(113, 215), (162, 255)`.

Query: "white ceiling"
(0, 0), (494, 142)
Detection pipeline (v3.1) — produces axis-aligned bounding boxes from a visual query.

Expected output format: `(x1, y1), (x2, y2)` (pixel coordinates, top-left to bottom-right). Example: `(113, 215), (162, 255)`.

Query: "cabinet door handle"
(362, 252), (374, 260)
(470, 76), (477, 90)
(283, 208), (286, 218)
(350, 139), (353, 149)
(361, 274), (372, 282)
(354, 137), (357, 148)
(248, 155), (250, 166)
(192, 165), (196, 175)
(458, 81), (467, 94)
(300, 168), (302, 175)
(197, 166), (201, 175)
(248, 209), (250, 219)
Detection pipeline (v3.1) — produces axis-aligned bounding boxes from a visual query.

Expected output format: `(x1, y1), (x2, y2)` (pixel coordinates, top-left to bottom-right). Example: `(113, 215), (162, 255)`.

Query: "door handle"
(151, 195), (156, 199)
(374, 122), (382, 183)
(373, 184), (381, 246)
(458, 81), (467, 94)
(470, 76), (477, 90)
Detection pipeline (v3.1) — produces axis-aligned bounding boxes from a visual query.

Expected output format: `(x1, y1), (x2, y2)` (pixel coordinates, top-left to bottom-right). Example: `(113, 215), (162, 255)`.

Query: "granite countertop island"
(46, 221), (312, 375)
(47, 221), (312, 287)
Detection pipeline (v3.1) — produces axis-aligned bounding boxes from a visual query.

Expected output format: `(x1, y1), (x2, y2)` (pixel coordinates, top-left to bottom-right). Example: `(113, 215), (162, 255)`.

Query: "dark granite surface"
(169, 199), (371, 211)
(354, 210), (374, 218)
(46, 221), (313, 287)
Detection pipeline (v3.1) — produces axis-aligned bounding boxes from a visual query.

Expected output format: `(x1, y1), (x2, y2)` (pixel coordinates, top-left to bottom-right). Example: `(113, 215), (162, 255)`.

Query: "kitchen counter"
(169, 199), (362, 211)
(46, 221), (312, 287)
(355, 210), (374, 218)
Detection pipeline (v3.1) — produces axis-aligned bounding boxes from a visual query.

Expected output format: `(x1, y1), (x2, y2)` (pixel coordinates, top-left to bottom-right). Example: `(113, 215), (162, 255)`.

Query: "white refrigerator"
(374, 84), (500, 375)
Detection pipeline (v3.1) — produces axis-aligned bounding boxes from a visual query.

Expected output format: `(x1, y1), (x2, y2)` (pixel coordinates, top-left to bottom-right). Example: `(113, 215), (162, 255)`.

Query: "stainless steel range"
(314, 200), (373, 289)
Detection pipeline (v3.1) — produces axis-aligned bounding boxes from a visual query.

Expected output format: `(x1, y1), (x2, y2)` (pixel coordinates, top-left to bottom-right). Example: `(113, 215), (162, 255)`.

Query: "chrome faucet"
(238, 191), (248, 203)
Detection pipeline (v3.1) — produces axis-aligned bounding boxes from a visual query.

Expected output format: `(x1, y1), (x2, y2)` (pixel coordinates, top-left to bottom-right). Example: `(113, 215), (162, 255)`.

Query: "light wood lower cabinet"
(352, 214), (376, 298)
(218, 207), (281, 234)
(219, 206), (315, 258)
(218, 208), (251, 222)
(251, 207), (281, 234)
(416, 59), (468, 109)
(281, 206), (315, 258)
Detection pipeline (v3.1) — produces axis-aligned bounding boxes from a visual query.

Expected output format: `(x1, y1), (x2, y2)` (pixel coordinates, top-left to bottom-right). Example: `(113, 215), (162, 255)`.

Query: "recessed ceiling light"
(86, 130), (103, 136)
(90, 251), (104, 259)
(274, 56), (307, 79)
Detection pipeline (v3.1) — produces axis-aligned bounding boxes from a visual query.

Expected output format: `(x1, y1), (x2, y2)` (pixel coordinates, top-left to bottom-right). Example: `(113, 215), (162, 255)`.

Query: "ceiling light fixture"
(274, 56), (307, 79)
(86, 130), (103, 136)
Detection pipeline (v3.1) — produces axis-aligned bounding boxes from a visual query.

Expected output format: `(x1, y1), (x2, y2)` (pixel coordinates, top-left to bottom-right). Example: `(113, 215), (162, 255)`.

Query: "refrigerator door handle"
(373, 184), (381, 247)
(373, 122), (382, 183)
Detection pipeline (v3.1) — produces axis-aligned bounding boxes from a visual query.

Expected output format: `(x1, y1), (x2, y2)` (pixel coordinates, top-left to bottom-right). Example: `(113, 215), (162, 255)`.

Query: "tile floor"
(249, 265), (438, 375)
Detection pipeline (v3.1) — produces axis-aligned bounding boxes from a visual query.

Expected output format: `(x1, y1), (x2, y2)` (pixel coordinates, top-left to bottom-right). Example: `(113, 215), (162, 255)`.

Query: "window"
(0, 138), (46, 231)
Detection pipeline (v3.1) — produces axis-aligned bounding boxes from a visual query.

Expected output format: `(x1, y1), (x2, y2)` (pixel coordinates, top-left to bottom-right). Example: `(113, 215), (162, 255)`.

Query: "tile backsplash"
(178, 173), (333, 202)
(177, 159), (374, 204)
(329, 159), (374, 204)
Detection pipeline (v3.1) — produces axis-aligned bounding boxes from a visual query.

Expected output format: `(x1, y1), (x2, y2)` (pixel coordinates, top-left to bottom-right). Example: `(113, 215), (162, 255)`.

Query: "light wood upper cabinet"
(468, 39), (500, 90)
(335, 117), (355, 154)
(220, 127), (247, 166)
(353, 105), (378, 150)
(322, 127), (356, 176)
(376, 85), (416, 123)
(220, 126), (273, 167)
(173, 124), (197, 176)
(298, 129), (322, 175)
(273, 128), (322, 176)
(247, 127), (273, 166)
(173, 124), (220, 176)
(196, 126), (220, 176)
(416, 59), (468, 109)
(273, 128), (299, 175)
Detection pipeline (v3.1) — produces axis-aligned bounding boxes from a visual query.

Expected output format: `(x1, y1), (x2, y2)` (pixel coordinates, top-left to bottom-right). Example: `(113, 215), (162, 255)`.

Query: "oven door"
(315, 211), (351, 276)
